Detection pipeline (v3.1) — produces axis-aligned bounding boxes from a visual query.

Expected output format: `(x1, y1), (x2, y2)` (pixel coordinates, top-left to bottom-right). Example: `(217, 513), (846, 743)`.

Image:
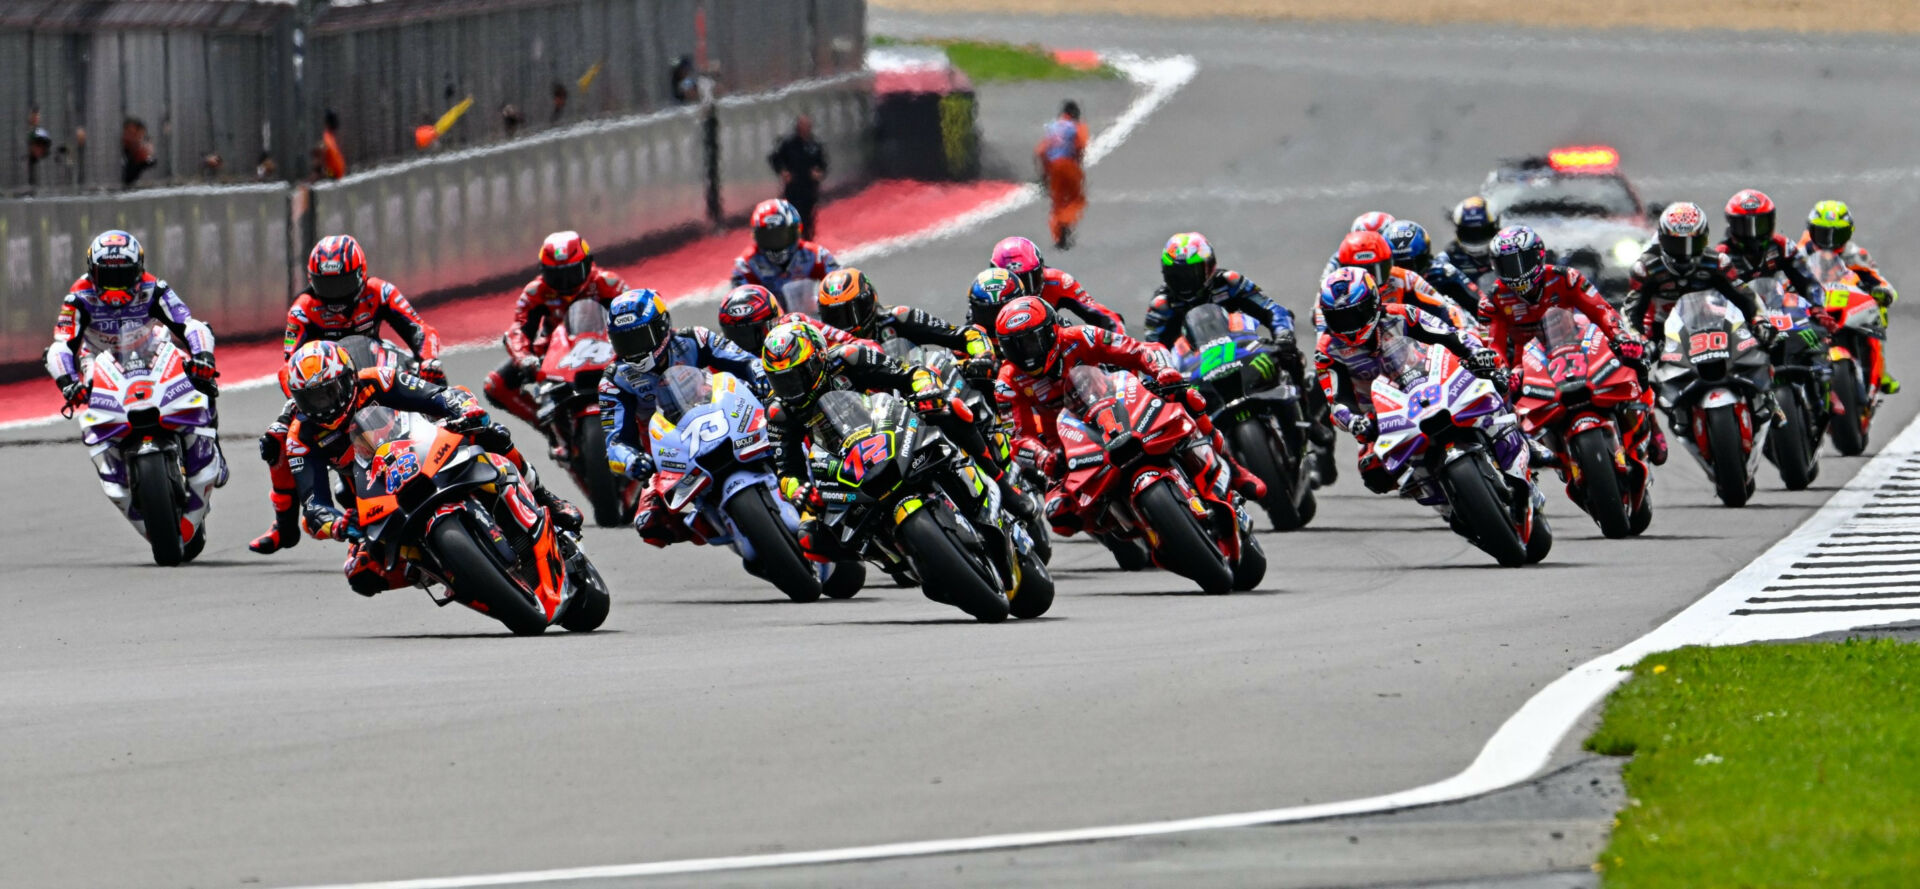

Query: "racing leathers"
(47, 272), (219, 408)
(1414, 254), (1487, 320)
(484, 268), (629, 429)
(1445, 240), (1497, 290)
(730, 241), (840, 311)
(284, 369), (563, 594)
(598, 327), (766, 546)
(252, 277), (445, 554)
(1026, 267), (1127, 332)
(1715, 234), (1840, 332)
(1316, 304), (1501, 493)
(1140, 268), (1321, 429)
(1314, 266), (1478, 334)
(1622, 249), (1774, 347)
(994, 325), (1261, 533)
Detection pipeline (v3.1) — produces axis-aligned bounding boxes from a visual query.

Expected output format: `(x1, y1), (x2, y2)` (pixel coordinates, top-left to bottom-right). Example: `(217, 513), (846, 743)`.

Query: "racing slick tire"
(1138, 480), (1234, 594)
(556, 537), (611, 632)
(428, 515), (550, 635)
(1442, 455), (1528, 567)
(1769, 387), (1817, 491)
(1009, 546), (1055, 619)
(1231, 419), (1309, 531)
(1706, 404), (1752, 507)
(899, 505), (1009, 622)
(726, 485), (822, 603)
(1570, 427), (1632, 539)
(132, 451), (185, 567)
(1232, 531), (1268, 591)
(574, 420), (630, 527)
(1829, 358), (1870, 457)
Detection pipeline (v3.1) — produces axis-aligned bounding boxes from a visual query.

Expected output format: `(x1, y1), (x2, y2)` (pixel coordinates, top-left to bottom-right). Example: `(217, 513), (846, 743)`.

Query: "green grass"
(872, 36), (1120, 82)
(1584, 639), (1920, 887)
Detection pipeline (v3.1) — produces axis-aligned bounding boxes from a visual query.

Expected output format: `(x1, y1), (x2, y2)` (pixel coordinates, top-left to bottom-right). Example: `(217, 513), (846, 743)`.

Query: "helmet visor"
(610, 321), (667, 364)
(769, 357), (823, 402)
(1344, 260), (1392, 290)
(1161, 261), (1210, 297)
(1012, 269), (1045, 295)
(1456, 221), (1498, 250)
(91, 260), (141, 291)
(753, 223), (798, 254)
(1001, 327), (1055, 373)
(968, 300), (1002, 330)
(818, 298), (872, 334)
(1809, 224), (1850, 251)
(541, 260), (591, 294)
(1725, 213), (1773, 244)
(1658, 230), (1707, 264)
(721, 319), (771, 356)
(293, 376), (354, 424)
(1321, 301), (1378, 338)
(311, 272), (363, 305)
(1492, 248), (1543, 284)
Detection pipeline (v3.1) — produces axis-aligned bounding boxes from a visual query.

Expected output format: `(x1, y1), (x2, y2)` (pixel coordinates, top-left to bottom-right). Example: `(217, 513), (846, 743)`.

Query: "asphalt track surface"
(7, 13), (1920, 888)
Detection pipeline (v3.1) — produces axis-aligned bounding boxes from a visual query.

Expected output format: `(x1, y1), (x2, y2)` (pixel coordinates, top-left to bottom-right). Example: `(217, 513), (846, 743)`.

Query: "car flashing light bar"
(1547, 145), (1620, 173)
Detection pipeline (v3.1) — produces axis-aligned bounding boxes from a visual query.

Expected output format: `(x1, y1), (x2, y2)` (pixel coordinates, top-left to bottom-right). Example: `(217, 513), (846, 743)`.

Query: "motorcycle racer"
(1314, 268), (1506, 493)
(281, 340), (582, 593)
(1444, 196), (1501, 285)
(1718, 190), (1841, 334)
(1624, 203), (1776, 349)
(992, 296), (1266, 532)
(816, 268), (980, 354)
(482, 231), (629, 432)
(965, 267), (1026, 333)
(989, 236), (1127, 332)
(1140, 231), (1313, 396)
(1383, 220), (1485, 319)
(1330, 231), (1477, 330)
(1798, 200), (1900, 392)
(47, 230), (219, 414)
(759, 321), (1036, 560)
(730, 199), (840, 310)
(596, 289), (769, 546)
(1480, 225), (1667, 464)
(716, 283), (872, 356)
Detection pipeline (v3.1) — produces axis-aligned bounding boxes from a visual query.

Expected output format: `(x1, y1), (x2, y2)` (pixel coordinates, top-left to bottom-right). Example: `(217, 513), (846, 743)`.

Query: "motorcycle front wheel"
(726, 485), (822, 602)
(1230, 418), (1311, 531)
(132, 450), (185, 566)
(1138, 480), (1234, 594)
(427, 516), (550, 635)
(1770, 386), (1817, 491)
(1442, 455), (1528, 567)
(898, 505), (1009, 622)
(1705, 404), (1752, 507)
(1570, 427), (1631, 538)
(573, 420), (630, 527)
(1829, 357), (1870, 456)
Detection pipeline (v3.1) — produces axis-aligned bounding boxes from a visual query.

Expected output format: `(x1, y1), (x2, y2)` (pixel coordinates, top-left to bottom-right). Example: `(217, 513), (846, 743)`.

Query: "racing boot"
(532, 483), (585, 534)
(1526, 438), (1561, 470)
(990, 467), (1039, 523)
(249, 509), (303, 554)
(1881, 373), (1902, 395)
(482, 369), (545, 427)
(1646, 424), (1669, 466)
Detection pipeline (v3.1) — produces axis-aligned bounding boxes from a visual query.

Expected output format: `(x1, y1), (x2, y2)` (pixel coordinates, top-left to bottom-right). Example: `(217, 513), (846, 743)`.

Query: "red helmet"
(1350, 211), (1397, 234)
(994, 295), (1059, 374)
(750, 199), (802, 260)
(1723, 189), (1776, 249)
(307, 235), (368, 306)
(1336, 231), (1395, 290)
(538, 231), (594, 295)
(718, 284), (783, 354)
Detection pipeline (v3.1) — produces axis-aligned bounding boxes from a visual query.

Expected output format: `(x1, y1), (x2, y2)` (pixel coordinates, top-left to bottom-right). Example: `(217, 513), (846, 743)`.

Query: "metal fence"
(0, 183), (293, 366)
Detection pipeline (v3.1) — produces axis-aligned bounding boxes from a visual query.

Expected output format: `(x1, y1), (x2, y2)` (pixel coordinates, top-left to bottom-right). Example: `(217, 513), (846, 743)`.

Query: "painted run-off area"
(874, 0), (1920, 34)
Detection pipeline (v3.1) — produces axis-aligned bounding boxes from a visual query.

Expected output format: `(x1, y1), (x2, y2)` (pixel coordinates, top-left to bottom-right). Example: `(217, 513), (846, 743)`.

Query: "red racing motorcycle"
(1054, 366), (1265, 594)
(534, 300), (638, 526)
(1514, 308), (1655, 538)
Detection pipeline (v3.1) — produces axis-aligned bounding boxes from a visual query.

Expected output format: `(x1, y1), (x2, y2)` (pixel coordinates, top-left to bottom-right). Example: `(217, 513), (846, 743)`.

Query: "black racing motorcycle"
(1650, 292), (1773, 507)
(1172, 305), (1318, 530)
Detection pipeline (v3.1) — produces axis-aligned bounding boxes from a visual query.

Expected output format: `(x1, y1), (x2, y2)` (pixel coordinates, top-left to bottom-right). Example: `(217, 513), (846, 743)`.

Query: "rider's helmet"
(1656, 202), (1711, 274)
(816, 268), (879, 337)
(1723, 189), (1776, 258)
(1451, 196), (1501, 256)
(1490, 225), (1549, 299)
(995, 296), (1060, 375)
(538, 230), (594, 295)
(287, 340), (359, 430)
(1159, 232), (1217, 303)
(1382, 220), (1433, 270)
(1806, 199), (1854, 251)
(990, 236), (1048, 294)
(1350, 211), (1397, 234)
(85, 230), (145, 304)
(967, 268), (1025, 331)
(717, 284), (782, 355)
(750, 199), (804, 264)
(1335, 231), (1395, 290)
(1318, 268), (1382, 348)
(608, 289), (673, 372)
(761, 320), (830, 408)
(307, 235), (369, 307)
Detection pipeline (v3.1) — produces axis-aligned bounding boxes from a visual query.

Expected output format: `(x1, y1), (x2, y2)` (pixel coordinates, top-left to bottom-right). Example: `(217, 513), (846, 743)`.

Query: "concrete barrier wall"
(715, 73), (874, 223)
(0, 183), (291, 368)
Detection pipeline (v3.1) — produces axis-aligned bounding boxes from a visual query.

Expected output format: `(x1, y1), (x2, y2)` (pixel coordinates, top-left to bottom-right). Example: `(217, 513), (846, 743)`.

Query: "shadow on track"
(1080, 587), (1294, 597)
(363, 629), (630, 640)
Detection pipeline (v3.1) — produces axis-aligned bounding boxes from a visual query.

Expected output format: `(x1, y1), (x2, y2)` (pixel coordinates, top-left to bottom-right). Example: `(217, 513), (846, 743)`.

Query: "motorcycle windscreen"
(1746, 276), (1789, 311)
(1804, 250), (1854, 287)
(350, 406), (412, 466)
(111, 323), (170, 373)
(1538, 308), (1584, 353)
(658, 365), (713, 423)
(565, 299), (610, 335)
(881, 337), (917, 365)
(1181, 305), (1235, 351)
(335, 334), (387, 372)
(1676, 291), (1736, 330)
(1378, 333), (1429, 390)
(818, 390), (877, 450)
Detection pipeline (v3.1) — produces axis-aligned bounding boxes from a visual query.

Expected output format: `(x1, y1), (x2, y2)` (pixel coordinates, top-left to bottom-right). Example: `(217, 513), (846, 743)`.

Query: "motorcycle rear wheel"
(132, 451), (185, 567)
(556, 537), (611, 632)
(1009, 547), (1055, 619)
(899, 506), (1009, 622)
(1570, 427), (1631, 538)
(1770, 387), (1817, 491)
(1829, 358), (1870, 457)
(726, 485), (822, 602)
(1138, 480), (1234, 594)
(427, 517), (550, 635)
(1442, 456), (1528, 567)
(573, 421), (629, 527)
(1232, 532), (1268, 591)
(1706, 404), (1752, 507)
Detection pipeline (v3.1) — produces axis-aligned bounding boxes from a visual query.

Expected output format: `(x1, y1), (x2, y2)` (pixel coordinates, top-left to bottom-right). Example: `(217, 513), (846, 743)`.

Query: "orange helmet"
(1335, 231), (1395, 289)
(817, 268), (879, 336)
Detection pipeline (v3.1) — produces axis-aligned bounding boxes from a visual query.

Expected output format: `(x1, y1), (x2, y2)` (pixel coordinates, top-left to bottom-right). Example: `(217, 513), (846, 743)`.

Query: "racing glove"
(56, 374), (88, 408)
(258, 427), (285, 464)
(779, 476), (825, 511)
(187, 350), (218, 384)
(624, 452), (655, 481)
(304, 504), (361, 542)
(1873, 284), (1899, 308)
(1752, 318), (1780, 349)
(1464, 348), (1510, 391)
(517, 354), (543, 377)
(1153, 365), (1186, 387)
(1348, 413), (1378, 445)
(418, 358), (447, 386)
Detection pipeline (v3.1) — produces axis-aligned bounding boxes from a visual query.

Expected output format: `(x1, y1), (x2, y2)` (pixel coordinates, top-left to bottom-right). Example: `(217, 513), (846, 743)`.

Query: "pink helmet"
(1350, 211), (1397, 234)
(991, 236), (1047, 294)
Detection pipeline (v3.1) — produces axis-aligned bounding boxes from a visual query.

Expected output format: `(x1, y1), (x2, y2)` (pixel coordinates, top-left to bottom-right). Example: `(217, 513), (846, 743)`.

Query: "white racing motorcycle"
(72, 325), (226, 565)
